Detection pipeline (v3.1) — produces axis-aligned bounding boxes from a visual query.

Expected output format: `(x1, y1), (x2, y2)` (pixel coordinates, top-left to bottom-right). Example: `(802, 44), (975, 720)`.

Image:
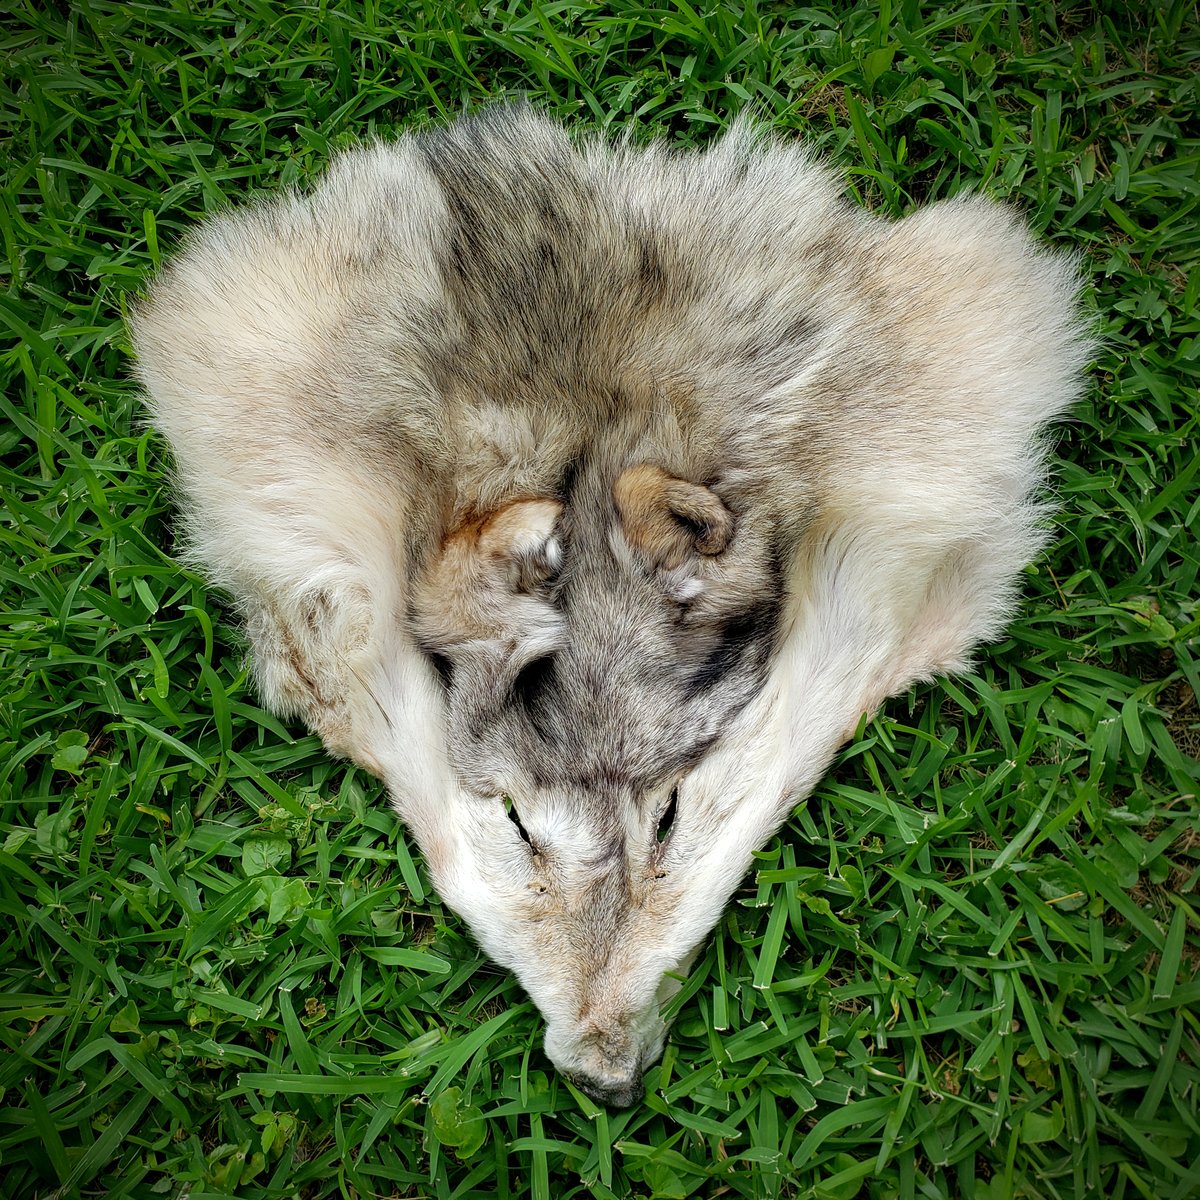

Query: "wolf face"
(414, 462), (790, 1103)
(131, 106), (1091, 1107)
(414, 434), (1001, 1103)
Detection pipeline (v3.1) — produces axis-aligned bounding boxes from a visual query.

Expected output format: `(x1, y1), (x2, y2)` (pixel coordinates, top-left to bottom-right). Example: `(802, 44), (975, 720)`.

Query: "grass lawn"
(2, 2), (1199, 1197)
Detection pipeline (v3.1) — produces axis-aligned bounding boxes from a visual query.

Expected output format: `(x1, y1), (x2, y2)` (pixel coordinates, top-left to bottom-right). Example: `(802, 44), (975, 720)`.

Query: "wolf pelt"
(132, 106), (1090, 1108)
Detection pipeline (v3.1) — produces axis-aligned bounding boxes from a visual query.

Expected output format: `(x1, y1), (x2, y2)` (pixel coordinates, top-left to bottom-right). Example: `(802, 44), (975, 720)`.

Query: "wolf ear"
(612, 464), (734, 571)
(473, 498), (564, 595)
(412, 498), (564, 660)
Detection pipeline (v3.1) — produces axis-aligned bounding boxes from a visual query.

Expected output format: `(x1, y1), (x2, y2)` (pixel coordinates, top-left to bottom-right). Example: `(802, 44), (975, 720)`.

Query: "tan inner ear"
(612, 464), (734, 570)
(475, 499), (561, 561)
(413, 498), (562, 650)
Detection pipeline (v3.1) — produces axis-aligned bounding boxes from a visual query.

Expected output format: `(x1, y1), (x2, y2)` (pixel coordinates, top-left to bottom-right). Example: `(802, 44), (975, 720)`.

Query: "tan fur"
(613, 464), (734, 569)
(412, 499), (563, 656)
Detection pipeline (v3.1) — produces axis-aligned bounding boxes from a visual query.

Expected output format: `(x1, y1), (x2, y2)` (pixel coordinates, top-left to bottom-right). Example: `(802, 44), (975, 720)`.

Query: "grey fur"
(130, 106), (1092, 1107)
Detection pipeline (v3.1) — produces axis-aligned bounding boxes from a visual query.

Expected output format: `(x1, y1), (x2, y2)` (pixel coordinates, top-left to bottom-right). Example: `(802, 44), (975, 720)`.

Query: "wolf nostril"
(573, 1070), (644, 1109)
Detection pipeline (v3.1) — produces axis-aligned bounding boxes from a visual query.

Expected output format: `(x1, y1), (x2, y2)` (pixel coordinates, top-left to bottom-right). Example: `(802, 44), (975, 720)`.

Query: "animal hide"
(131, 106), (1091, 1107)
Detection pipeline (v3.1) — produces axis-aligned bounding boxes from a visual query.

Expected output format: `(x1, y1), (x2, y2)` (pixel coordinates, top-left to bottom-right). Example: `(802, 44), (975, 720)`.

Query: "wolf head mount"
(131, 107), (1090, 1107)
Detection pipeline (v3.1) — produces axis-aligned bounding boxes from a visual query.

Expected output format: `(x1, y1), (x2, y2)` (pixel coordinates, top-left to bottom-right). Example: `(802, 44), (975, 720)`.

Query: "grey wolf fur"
(131, 106), (1091, 1108)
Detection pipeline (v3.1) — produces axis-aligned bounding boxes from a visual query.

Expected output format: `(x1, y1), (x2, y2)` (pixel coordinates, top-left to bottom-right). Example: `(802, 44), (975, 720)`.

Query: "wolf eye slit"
(656, 785), (678, 844)
(502, 794), (536, 849)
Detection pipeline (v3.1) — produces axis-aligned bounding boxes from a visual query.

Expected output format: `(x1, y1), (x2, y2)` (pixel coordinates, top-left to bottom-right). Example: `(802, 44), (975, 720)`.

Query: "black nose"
(574, 1071), (644, 1109)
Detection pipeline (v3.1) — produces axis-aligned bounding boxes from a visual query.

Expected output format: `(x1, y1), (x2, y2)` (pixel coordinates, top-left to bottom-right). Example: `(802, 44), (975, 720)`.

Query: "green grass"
(2, 1), (1198, 1197)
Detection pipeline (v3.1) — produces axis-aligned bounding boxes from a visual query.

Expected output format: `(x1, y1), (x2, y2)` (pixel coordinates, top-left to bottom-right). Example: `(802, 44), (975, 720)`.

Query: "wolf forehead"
(418, 458), (788, 797)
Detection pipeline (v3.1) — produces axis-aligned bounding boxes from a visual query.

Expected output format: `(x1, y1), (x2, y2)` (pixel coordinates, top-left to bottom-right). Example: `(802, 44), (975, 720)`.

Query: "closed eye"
(656, 785), (678, 844)
(502, 794), (537, 851)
